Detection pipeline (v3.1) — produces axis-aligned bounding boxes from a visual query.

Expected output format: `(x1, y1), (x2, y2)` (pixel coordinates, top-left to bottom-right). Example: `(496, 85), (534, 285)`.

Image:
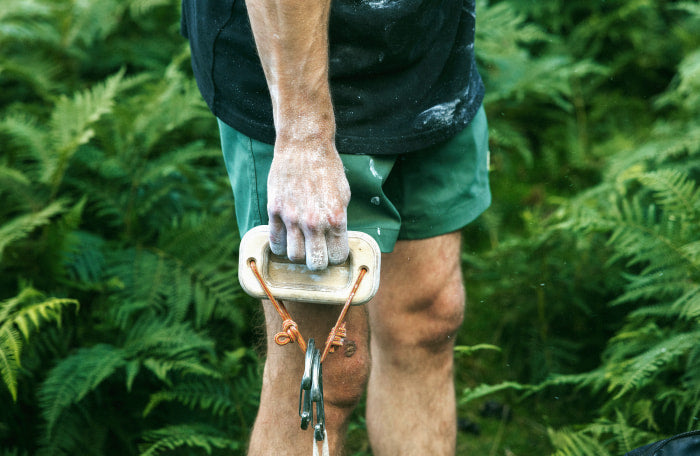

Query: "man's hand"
(267, 135), (350, 271)
(247, 0), (347, 270)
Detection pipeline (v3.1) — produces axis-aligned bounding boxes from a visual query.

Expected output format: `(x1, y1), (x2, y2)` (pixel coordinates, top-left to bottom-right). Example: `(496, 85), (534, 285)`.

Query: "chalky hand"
(267, 137), (350, 271)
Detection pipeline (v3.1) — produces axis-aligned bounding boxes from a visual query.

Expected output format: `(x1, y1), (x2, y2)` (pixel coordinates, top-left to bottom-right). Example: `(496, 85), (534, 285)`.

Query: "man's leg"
(248, 300), (370, 456)
(367, 231), (465, 456)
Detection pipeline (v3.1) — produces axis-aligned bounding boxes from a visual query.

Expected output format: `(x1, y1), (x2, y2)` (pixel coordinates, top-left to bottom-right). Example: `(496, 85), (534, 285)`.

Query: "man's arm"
(246, 0), (350, 271)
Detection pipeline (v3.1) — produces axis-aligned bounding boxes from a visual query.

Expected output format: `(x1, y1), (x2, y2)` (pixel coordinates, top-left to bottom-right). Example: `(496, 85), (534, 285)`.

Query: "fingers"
(286, 225), (306, 264)
(267, 215), (349, 270)
(326, 228), (349, 266)
(303, 228), (328, 271)
(268, 216), (287, 256)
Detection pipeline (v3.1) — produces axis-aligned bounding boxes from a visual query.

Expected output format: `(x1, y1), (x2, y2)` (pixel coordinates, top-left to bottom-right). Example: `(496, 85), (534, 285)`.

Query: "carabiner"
(311, 349), (325, 441)
(299, 339), (316, 429)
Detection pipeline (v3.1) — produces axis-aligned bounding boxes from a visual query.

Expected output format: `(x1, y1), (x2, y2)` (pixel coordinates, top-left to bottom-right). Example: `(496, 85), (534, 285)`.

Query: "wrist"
(273, 99), (336, 149)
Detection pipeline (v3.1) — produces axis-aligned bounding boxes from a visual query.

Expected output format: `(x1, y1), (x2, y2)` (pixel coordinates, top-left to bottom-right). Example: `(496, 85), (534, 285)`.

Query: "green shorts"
(218, 106), (490, 253)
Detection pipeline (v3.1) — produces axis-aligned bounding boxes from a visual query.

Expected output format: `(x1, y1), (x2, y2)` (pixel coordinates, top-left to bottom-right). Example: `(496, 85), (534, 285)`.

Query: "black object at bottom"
(299, 339), (325, 441)
(624, 430), (700, 456)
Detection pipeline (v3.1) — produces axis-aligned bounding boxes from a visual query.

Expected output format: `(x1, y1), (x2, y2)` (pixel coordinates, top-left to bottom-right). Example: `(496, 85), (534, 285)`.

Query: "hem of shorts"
(396, 190), (492, 241)
(347, 225), (400, 254)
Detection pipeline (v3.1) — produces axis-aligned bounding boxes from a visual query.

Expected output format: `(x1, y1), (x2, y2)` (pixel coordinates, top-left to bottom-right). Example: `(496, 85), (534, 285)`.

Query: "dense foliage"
(0, 0), (698, 455)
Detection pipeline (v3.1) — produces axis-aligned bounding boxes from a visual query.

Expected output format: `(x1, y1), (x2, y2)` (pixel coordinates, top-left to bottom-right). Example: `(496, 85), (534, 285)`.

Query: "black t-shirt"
(181, 0), (484, 155)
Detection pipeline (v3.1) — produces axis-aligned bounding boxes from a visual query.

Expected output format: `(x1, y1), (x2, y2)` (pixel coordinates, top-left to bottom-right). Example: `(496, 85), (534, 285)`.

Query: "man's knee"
(261, 299), (370, 412)
(374, 270), (465, 354)
(322, 341), (371, 409)
(412, 275), (465, 351)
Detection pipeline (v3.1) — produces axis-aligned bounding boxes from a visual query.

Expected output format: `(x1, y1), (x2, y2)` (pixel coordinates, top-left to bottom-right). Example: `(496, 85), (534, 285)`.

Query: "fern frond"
(0, 0), (58, 45)
(539, 369), (609, 395)
(0, 55), (62, 102)
(0, 326), (22, 401)
(123, 318), (216, 356)
(611, 271), (691, 307)
(39, 343), (127, 437)
(0, 286), (78, 401)
(671, 286), (700, 321)
(122, 318), (219, 383)
(606, 196), (698, 283)
(656, 48), (700, 113)
(459, 381), (532, 405)
(44, 69), (125, 192)
(629, 400), (660, 432)
(657, 385), (700, 431)
(614, 409), (646, 453)
(35, 401), (106, 456)
(138, 424), (239, 456)
(0, 165), (36, 214)
(548, 427), (611, 456)
(141, 358), (221, 385)
(127, 66), (209, 155)
(582, 410), (657, 454)
(0, 292), (78, 340)
(0, 199), (67, 262)
(138, 141), (221, 189)
(453, 344), (502, 356)
(109, 230), (244, 330)
(62, 0), (126, 48)
(606, 331), (698, 399)
(61, 230), (106, 289)
(637, 169), (700, 220)
(0, 165), (31, 190)
(0, 113), (47, 166)
(143, 378), (237, 417)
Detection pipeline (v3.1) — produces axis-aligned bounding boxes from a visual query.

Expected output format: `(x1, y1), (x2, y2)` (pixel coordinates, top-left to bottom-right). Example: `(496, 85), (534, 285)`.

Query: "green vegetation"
(1, 0), (698, 454)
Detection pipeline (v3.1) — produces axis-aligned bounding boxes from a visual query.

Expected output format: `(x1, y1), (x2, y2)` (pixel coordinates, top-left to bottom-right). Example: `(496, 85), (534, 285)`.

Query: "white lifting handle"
(238, 225), (381, 306)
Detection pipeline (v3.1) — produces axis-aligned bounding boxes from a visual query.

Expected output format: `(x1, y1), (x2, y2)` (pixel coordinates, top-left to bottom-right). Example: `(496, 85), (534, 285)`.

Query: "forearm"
(246, 0), (349, 270)
(246, 0), (334, 142)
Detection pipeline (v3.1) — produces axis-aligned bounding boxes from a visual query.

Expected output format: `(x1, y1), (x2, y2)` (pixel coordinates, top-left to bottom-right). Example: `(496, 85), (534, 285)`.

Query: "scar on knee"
(344, 340), (357, 357)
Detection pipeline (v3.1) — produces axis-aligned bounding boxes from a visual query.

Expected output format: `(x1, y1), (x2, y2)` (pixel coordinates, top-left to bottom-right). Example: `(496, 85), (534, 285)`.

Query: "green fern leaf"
(0, 199), (67, 261)
(123, 318), (219, 384)
(540, 369), (609, 394)
(62, 0), (125, 48)
(459, 381), (532, 405)
(672, 286), (700, 320)
(61, 230), (106, 289)
(0, 165), (31, 193)
(548, 427), (611, 456)
(0, 0), (58, 45)
(39, 343), (127, 437)
(612, 272), (691, 307)
(0, 286), (79, 339)
(614, 409), (642, 453)
(141, 358), (221, 385)
(0, 326), (22, 401)
(0, 286), (78, 401)
(44, 69), (125, 192)
(637, 169), (700, 220)
(0, 165), (36, 214)
(143, 378), (237, 418)
(11, 297), (79, 340)
(138, 424), (239, 456)
(0, 113), (50, 170)
(582, 411), (657, 453)
(606, 331), (698, 399)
